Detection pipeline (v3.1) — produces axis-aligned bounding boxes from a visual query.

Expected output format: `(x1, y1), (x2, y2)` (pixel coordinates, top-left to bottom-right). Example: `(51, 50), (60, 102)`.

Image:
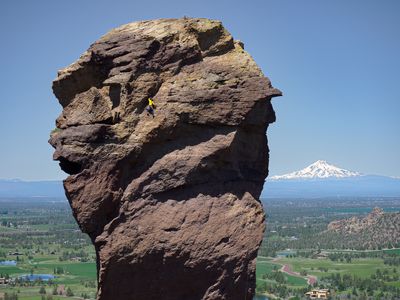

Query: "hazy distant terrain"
(0, 179), (65, 198)
(4, 160), (400, 200)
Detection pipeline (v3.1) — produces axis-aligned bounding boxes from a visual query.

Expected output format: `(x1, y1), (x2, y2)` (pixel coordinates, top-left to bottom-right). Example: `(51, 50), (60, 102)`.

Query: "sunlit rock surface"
(50, 18), (281, 300)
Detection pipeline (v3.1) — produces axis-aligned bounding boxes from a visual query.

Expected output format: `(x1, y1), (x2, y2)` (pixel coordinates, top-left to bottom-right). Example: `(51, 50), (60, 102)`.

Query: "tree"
(4, 293), (19, 300)
(52, 286), (58, 295)
(352, 287), (358, 296)
(39, 286), (46, 294)
(66, 287), (74, 297)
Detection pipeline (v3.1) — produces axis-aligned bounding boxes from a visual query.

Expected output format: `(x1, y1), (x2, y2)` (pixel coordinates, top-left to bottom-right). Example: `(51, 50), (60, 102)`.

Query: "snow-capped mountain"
(270, 160), (361, 180)
(262, 160), (400, 198)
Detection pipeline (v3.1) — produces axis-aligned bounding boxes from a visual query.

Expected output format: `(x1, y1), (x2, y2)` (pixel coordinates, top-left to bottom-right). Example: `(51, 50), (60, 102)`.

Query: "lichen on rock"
(49, 18), (281, 300)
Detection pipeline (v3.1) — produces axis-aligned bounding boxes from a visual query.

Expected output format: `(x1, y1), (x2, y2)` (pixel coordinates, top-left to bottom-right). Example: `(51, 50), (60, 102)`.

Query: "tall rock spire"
(49, 18), (281, 300)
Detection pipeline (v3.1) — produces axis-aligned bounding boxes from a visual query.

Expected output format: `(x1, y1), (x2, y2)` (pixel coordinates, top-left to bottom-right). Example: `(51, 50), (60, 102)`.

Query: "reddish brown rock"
(326, 207), (400, 249)
(49, 18), (281, 300)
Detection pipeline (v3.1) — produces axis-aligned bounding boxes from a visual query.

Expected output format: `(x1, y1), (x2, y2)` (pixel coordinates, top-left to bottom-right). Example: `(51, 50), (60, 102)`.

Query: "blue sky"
(0, 0), (399, 180)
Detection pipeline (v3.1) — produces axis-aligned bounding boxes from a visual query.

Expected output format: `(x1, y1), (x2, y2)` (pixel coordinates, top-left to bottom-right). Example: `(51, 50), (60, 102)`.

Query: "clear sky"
(0, 0), (399, 180)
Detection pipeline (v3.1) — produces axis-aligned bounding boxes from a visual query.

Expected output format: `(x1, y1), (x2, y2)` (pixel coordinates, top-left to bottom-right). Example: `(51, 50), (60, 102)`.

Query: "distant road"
(264, 256), (317, 286)
(281, 264), (317, 285)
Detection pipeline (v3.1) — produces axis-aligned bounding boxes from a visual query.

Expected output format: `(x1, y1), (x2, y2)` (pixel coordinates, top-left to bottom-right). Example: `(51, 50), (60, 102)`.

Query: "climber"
(146, 97), (156, 118)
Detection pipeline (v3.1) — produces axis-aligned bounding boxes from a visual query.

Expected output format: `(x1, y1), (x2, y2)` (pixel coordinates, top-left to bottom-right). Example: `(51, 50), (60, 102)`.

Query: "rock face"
(49, 18), (281, 300)
(328, 207), (385, 234)
(327, 207), (400, 249)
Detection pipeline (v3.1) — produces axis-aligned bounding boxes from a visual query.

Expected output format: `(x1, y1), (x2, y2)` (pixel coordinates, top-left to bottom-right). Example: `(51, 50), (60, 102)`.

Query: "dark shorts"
(146, 106), (154, 115)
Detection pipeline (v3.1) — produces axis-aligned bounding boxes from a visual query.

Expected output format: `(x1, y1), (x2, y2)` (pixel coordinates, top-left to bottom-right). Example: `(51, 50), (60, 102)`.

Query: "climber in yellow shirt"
(146, 97), (156, 118)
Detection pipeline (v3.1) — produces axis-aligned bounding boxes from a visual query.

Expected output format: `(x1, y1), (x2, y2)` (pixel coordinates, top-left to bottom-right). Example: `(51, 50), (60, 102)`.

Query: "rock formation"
(49, 18), (281, 300)
(328, 207), (386, 234)
(327, 207), (400, 249)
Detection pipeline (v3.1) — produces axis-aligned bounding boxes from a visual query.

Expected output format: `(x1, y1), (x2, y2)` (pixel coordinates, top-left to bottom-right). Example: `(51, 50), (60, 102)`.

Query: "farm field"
(278, 257), (392, 279)
(0, 200), (97, 300)
(255, 255), (400, 298)
(0, 256), (97, 299)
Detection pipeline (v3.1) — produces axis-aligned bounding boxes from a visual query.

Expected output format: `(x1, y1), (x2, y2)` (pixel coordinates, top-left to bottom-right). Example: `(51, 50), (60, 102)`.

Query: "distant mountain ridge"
(262, 161), (400, 198)
(0, 179), (65, 199)
(2, 160), (400, 200)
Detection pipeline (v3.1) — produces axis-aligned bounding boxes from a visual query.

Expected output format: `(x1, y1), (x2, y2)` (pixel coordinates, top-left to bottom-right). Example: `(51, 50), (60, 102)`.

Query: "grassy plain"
(278, 257), (392, 279)
(256, 258), (308, 288)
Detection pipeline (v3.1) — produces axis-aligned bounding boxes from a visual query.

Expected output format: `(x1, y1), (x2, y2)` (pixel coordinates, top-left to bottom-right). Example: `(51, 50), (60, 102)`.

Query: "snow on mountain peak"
(270, 160), (361, 180)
